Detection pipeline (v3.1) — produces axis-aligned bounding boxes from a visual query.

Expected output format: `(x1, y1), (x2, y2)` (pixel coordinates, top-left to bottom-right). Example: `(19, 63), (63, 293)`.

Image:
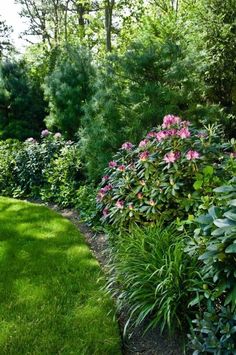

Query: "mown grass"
(0, 197), (121, 354)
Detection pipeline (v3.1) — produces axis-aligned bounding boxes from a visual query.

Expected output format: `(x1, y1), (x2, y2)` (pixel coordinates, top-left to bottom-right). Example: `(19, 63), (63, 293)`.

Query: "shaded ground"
(48, 204), (185, 355)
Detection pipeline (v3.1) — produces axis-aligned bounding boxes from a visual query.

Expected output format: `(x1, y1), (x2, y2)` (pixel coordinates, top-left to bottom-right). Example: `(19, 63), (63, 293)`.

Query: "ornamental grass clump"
(96, 115), (231, 228)
(106, 223), (200, 334)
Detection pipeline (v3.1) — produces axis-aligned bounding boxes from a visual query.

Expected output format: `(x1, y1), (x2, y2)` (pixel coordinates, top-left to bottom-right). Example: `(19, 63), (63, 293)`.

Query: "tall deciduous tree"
(0, 16), (13, 59)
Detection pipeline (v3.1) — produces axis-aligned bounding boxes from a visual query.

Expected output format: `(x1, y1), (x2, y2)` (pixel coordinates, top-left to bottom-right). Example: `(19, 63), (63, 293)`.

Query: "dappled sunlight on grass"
(0, 197), (121, 354)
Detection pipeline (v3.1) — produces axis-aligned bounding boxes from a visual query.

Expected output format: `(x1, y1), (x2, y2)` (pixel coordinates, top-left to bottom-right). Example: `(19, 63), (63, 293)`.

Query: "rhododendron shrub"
(96, 115), (233, 228)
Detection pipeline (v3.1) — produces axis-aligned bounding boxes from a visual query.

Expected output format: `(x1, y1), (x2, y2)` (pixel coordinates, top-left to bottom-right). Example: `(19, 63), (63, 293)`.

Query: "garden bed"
(48, 203), (185, 355)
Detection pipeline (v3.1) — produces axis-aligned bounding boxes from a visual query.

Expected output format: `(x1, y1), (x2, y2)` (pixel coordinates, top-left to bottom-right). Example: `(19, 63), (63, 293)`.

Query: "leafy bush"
(96, 115), (231, 229)
(187, 176), (236, 353)
(13, 132), (63, 197)
(107, 223), (200, 334)
(0, 139), (21, 195)
(75, 185), (99, 226)
(41, 142), (83, 207)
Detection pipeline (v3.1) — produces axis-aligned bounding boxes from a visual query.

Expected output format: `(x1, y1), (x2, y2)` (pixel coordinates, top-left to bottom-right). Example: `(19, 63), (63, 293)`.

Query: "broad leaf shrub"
(186, 175), (236, 353)
(0, 131), (83, 207)
(96, 115), (232, 229)
(0, 139), (21, 196)
(41, 141), (83, 207)
(106, 223), (201, 335)
(13, 131), (64, 197)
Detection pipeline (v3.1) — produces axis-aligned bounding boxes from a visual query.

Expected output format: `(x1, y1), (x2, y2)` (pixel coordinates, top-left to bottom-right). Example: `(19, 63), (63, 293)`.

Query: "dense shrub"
(75, 185), (99, 226)
(187, 176), (236, 353)
(13, 132), (64, 197)
(96, 115), (232, 229)
(41, 142), (83, 207)
(107, 223), (200, 334)
(0, 139), (21, 195)
(0, 132), (83, 208)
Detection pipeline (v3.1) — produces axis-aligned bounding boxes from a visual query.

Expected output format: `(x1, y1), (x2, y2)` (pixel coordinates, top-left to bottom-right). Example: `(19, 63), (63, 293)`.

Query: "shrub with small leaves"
(96, 115), (232, 228)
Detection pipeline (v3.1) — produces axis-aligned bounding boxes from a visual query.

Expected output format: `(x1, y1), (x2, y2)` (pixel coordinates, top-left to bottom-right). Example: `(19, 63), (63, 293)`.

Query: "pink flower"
(109, 161), (117, 168)
(186, 150), (200, 160)
(102, 175), (109, 181)
(164, 151), (180, 163)
(177, 127), (191, 139)
(103, 184), (113, 192)
(25, 137), (36, 143)
(165, 129), (177, 136)
(116, 200), (124, 209)
(139, 151), (149, 161)
(103, 208), (109, 217)
(147, 131), (156, 138)
(139, 139), (149, 147)
(121, 141), (133, 150)
(54, 132), (62, 139)
(155, 131), (167, 142)
(118, 165), (126, 172)
(162, 115), (181, 128)
(41, 129), (50, 138)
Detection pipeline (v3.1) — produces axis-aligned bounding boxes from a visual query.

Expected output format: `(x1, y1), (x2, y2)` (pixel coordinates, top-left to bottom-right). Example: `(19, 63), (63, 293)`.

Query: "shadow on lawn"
(0, 198), (121, 354)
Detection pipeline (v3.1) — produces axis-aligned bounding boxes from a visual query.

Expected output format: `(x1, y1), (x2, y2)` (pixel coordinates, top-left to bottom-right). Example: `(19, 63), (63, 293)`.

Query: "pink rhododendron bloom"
(116, 200), (124, 209)
(155, 131), (167, 142)
(102, 184), (113, 192)
(139, 151), (149, 161)
(109, 161), (117, 168)
(118, 165), (126, 171)
(177, 127), (191, 139)
(103, 208), (109, 217)
(139, 139), (149, 147)
(186, 150), (200, 160)
(162, 115), (181, 128)
(54, 132), (62, 139)
(102, 175), (109, 181)
(164, 151), (180, 163)
(165, 129), (177, 136)
(41, 129), (50, 137)
(121, 141), (133, 150)
(147, 131), (156, 138)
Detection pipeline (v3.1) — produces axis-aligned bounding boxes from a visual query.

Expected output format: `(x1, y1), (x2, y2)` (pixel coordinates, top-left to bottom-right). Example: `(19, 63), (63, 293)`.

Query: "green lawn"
(0, 197), (121, 354)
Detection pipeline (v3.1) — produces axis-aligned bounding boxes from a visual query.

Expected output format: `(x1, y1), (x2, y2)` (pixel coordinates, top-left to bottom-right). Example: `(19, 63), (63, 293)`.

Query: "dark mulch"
(35, 203), (186, 355)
